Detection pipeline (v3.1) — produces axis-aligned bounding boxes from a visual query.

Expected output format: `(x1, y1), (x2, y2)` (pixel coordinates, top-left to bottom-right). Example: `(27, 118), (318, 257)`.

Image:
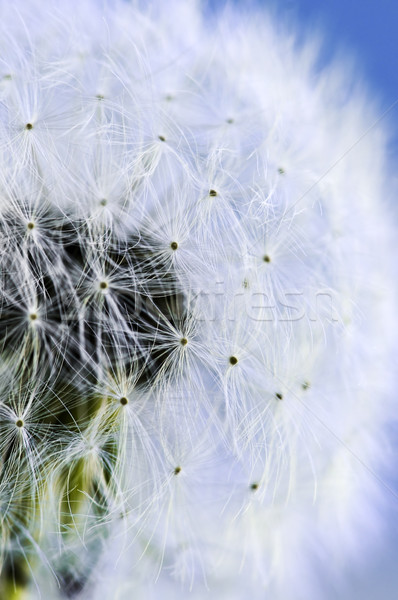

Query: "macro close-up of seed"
(0, 1), (397, 599)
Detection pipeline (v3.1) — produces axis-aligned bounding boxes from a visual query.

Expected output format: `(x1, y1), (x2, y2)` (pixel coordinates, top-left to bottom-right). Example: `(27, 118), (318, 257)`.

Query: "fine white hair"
(0, 1), (396, 599)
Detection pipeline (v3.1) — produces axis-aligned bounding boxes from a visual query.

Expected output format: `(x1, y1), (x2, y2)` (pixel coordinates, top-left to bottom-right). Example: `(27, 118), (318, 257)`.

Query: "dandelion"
(0, 1), (396, 599)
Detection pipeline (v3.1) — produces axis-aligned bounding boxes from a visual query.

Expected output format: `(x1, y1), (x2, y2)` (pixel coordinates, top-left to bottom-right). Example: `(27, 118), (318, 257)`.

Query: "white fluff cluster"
(0, 1), (396, 599)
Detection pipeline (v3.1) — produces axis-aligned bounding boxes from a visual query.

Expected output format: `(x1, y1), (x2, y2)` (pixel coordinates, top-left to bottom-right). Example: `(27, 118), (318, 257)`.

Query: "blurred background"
(218, 0), (398, 149)
(210, 1), (398, 597)
(278, 0), (398, 154)
(267, 2), (398, 598)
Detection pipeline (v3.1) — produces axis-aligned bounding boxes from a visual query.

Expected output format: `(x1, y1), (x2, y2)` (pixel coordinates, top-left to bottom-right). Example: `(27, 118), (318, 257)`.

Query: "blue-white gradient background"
(280, 0), (398, 152)
(211, 1), (398, 598)
(275, 2), (398, 598)
(270, 2), (398, 598)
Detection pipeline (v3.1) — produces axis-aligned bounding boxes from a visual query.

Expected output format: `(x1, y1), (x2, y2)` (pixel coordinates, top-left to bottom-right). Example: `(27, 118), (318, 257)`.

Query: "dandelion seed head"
(0, 1), (396, 599)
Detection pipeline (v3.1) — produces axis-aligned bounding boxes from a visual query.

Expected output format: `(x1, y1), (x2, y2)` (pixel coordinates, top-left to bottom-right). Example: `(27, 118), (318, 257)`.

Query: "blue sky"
(283, 0), (397, 95)
(281, 0), (398, 150)
(216, 0), (398, 150)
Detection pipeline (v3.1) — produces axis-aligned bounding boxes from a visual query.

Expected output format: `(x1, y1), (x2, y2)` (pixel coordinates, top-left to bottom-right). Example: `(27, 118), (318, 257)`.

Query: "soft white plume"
(0, 1), (396, 599)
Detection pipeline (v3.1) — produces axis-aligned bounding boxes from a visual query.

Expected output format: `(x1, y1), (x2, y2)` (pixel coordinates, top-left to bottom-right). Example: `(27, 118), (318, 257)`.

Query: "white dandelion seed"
(0, 1), (396, 599)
